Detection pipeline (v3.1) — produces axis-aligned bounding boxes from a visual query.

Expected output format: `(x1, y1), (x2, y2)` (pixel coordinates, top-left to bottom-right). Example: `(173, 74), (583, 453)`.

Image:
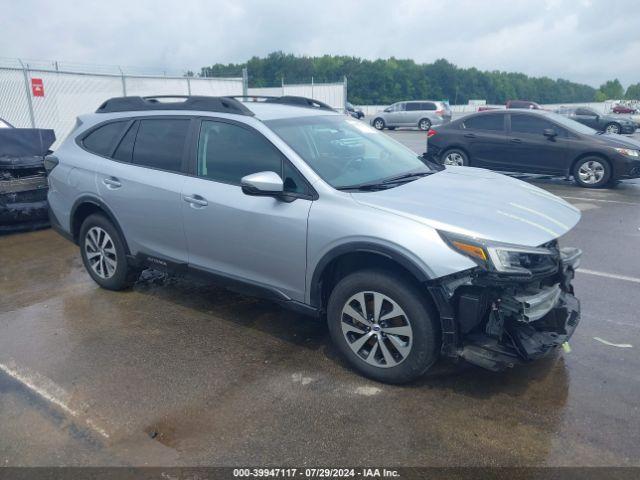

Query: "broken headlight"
(439, 231), (557, 277)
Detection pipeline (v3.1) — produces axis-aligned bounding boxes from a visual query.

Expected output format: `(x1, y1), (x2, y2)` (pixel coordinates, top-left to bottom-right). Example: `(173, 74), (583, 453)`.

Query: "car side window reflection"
(463, 114), (505, 132)
(511, 115), (568, 137)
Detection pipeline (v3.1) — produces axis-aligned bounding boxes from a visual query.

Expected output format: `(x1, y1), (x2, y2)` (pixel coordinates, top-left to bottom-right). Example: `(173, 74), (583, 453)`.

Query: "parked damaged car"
(0, 127), (55, 232)
(49, 95), (582, 383)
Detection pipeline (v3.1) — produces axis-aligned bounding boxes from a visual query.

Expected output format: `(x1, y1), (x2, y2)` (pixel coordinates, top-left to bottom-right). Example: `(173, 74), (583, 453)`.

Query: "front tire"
(572, 157), (611, 188)
(79, 213), (139, 290)
(441, 148), (469, 167)
(327, 269), (440, 384)
(604, 123), (621, 134)
(373, 118), (385, 130)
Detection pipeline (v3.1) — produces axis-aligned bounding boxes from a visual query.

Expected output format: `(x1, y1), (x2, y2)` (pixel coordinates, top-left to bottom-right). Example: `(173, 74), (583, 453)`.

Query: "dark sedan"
(425, 109), (640, 188)
(555, 106), (636, 134)
(345, 102), (364, 119)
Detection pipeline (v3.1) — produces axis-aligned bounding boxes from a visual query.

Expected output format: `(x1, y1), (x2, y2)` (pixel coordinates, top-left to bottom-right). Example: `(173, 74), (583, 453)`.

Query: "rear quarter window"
(82, 121), (128, 156)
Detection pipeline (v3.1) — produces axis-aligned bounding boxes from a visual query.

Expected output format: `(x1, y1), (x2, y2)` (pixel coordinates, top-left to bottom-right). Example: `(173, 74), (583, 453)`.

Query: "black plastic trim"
(309, 242), (431, 308)
(96, 96), (254, 116)
(232, 95), (335, 112)
(69, 195), (130, 252)
(48, 207), (74, 243)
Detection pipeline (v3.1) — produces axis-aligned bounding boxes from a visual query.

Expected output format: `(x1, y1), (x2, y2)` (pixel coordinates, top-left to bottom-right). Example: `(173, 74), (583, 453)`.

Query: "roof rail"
(95, 95), (254, 116)
(232, 95), (336, 112)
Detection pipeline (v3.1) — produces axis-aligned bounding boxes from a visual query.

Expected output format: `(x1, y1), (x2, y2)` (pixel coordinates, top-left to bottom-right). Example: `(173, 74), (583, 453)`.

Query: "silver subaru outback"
(47, 95), (582, 384)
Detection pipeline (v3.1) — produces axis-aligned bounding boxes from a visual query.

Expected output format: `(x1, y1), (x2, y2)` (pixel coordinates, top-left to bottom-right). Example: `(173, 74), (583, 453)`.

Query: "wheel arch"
(70, 195), (131, 254)
(372, 117), (386, 129)
(440, 145), (471, 165)
(309, 242), (432, 311)
(569, 152), (611, 177)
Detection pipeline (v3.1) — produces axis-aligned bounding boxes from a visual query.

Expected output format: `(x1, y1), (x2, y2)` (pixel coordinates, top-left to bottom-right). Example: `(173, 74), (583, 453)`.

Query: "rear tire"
(373, 118), (385, 130)
(418, 118), (431, 131)
(79, 213), (139, 290)
(572, 157), (611, 188)
(327, 269), (440, 384)
(441, 148), (469, 167)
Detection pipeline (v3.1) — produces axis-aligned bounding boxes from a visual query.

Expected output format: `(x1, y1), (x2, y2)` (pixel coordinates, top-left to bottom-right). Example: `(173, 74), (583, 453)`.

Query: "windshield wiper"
(337, 170), (433, 192)
(378, 171), (433, 185)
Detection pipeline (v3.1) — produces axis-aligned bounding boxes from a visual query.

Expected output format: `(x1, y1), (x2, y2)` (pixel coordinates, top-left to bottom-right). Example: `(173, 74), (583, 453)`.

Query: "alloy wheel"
(443, 152), (465, 166)
(605, 124), (620, 134)
(419, 119), (431, 131)
(84, 226), (117, 279)
(577, 160), (605, 185)
(340, 291), (413, 368)
(374, 119), (384, 130)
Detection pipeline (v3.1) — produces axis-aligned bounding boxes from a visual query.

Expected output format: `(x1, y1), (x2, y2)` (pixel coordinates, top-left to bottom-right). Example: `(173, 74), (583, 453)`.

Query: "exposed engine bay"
(430, 241), (582, 371)
(0, 128), (55, 232)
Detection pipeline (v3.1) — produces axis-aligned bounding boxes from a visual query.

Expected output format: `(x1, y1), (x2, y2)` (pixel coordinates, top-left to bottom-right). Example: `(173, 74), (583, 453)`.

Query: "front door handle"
(183, 194), (208, 207)
(509, 138), (523, 143)
(463, 133), (477, 138)
(102, 177), (122, 189)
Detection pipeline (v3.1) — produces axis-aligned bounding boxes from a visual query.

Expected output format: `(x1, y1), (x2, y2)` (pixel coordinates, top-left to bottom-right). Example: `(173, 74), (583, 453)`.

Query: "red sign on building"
(31, 78), (44, 97)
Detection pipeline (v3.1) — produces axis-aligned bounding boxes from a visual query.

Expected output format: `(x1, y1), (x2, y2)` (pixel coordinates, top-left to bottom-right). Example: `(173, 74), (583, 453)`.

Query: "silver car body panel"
(49, 103), (580, 308)
(370, 100), (452, 128)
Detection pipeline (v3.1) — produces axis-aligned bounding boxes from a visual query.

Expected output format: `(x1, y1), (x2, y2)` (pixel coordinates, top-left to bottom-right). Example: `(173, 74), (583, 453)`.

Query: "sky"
(1, 0), (639, 87)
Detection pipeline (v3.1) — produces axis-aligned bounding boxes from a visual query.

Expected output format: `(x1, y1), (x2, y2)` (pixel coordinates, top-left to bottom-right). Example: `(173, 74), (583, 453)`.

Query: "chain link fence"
(0, 58), (245, 147)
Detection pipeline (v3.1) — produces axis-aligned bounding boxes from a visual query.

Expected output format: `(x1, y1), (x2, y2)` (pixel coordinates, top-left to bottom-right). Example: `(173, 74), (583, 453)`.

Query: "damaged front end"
(0, 128), (55, 232)
(429, 233), (582, 371)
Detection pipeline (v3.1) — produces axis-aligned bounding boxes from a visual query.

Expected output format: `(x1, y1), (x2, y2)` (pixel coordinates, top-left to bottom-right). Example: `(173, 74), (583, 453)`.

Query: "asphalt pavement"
(0, 130), (639, 467)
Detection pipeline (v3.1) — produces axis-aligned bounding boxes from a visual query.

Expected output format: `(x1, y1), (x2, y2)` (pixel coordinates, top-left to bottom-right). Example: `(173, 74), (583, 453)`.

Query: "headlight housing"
(614, 147), (639, 158)
(439, 231), (558, 277)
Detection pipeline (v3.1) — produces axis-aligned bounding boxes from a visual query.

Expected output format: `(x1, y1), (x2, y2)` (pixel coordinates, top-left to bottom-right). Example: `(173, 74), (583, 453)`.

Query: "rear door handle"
(510, 138), (523, 143)
(183, 194), (208, 207)
(463, 133), (477, 138)
(102, 177), (122, 189)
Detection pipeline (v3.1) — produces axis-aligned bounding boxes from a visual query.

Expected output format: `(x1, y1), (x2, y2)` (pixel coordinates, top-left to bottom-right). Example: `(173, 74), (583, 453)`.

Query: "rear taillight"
(435, 109), (444, 116)
(44, 155), (59, 174)
(427, 129), (437, 138)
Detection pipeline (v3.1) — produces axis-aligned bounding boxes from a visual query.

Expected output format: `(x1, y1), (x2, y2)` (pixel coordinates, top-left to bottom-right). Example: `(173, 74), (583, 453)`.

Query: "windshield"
(545, 111), (598, 135)
(266, 115), (432, 189)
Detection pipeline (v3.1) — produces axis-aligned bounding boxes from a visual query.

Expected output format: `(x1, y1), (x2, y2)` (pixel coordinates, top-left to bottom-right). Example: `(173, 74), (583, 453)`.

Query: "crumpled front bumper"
(459, 291), (580, 371)
(0, 159), (49, 231)
(428, 246), (582, 371)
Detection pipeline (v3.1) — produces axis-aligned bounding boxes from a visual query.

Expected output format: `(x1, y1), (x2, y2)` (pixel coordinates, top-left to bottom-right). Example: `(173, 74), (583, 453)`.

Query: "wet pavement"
(1, 132), (639, 467)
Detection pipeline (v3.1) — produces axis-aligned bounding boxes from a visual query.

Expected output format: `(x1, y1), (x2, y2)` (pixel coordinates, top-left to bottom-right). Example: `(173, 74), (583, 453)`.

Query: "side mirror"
(543, 128), (557, 138)
(384, 107), (392, 112)
(241, 171), (284, 197)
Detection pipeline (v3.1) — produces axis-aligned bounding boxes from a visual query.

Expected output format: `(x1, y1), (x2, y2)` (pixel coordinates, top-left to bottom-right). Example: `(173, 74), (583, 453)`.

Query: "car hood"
(588, 132), (640, 149)
(351, 167), (581, 247)
(601, 114), (636, 125)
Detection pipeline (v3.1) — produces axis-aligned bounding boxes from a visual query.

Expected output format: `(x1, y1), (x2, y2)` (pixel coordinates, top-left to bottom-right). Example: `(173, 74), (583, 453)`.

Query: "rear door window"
(82, 121), (128, 156)
(406, 103), (421, 111)
(463, 114), (505, 132)
(420, 102), (437, 111)
(131, 118), (190, 173)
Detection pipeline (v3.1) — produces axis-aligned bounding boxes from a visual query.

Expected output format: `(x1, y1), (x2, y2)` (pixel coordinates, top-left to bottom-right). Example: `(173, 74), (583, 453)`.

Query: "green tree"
(625, 83), (640, 100)
(200, 53), (597, 105)
(597, 79), (624, 100)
